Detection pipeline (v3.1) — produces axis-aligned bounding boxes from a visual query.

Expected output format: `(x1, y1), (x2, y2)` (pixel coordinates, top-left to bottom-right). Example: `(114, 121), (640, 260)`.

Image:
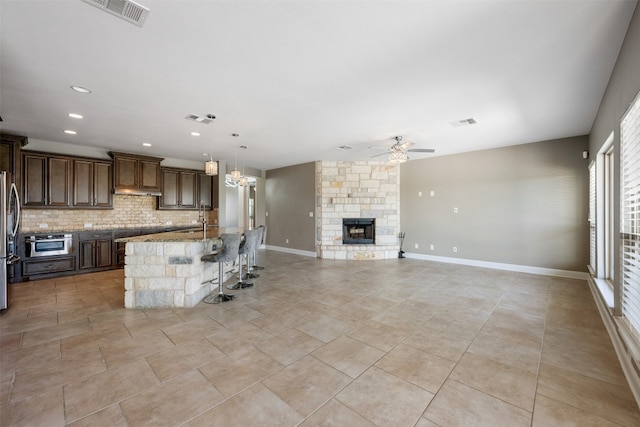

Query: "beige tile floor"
(1, 250), (640, 426)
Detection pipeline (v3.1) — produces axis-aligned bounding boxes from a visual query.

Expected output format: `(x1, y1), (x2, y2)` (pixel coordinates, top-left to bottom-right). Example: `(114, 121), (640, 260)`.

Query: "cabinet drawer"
(79, 231), (113, 241)
(22, 257), (76, 276)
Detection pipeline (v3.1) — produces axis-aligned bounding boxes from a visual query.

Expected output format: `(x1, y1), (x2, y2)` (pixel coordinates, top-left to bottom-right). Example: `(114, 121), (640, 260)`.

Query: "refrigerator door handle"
(9, 182), (19, 237)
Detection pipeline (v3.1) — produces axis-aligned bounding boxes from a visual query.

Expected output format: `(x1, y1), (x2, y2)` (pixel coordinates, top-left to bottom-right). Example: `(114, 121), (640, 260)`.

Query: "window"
(589, 161), (596, 273)
(605, 145), (615, 283)
(620, 91), (640, 342)
(591, 133), (615, 308)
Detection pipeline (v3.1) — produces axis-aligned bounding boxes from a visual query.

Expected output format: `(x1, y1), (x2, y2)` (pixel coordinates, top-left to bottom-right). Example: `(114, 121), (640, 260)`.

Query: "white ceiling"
(0, 0), (637, 171)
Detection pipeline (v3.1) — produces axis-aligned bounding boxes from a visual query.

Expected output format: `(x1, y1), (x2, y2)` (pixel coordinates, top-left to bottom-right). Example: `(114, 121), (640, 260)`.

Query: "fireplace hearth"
(343, 218), (375, 244)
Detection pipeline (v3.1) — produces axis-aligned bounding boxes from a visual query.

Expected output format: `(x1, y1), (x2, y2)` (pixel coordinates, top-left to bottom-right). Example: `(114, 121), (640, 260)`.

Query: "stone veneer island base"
(118, 228), (242, 308)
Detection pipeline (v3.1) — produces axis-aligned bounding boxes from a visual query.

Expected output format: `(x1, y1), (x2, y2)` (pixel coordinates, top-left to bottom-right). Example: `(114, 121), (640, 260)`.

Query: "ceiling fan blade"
(396, 141), (414, 151)
(370, 152), (389, 158)
(407, 148), (435, 153)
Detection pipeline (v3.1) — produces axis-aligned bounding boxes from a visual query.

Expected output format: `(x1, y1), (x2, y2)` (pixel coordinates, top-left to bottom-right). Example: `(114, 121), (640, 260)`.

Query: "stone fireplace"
(343, 218), (375, 244)
(316, 161), (399, 260)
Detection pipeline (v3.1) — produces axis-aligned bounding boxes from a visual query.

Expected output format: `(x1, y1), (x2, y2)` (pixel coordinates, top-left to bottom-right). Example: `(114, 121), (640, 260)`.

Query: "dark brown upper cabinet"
(158, 168), (214, 210)
(1, 133), (28, 189)
(22, 153), (72, 207)
(109, 152), (163, 196)
(198, 172), (217, 210)
(22, 151), (113, 209)
(73, 160), (113, 208)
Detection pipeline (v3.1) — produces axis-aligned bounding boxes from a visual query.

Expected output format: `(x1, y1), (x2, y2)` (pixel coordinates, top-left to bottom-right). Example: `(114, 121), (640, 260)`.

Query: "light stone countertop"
(114, 226), (245, 243)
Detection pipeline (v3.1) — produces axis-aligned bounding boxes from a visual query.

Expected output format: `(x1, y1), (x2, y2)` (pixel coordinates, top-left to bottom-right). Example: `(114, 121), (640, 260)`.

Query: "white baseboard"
(403, 252), (589, 280)
(265, 245), (317, 258)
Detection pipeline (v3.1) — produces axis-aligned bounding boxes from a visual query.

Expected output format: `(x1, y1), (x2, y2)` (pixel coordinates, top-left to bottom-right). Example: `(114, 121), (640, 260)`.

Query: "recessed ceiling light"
(68, 113), (83, 119)
(337, 145), (352, 150)
(70, 86), (92, 94)
(142, 143), (152, 147)
(202, 153), (209, 156)
(191, 132), (201, 136)
(64, 130), (77, 135)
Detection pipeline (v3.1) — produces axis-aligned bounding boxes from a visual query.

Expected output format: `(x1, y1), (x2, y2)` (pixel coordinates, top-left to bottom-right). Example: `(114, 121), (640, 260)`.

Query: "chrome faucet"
(198, 200), (207, 240)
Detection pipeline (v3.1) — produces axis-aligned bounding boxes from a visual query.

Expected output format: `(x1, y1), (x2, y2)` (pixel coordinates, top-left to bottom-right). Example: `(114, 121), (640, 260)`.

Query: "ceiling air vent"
(82, 0), (150, 27)
(449, 117), (477, 128)
(185, 114), (216, 124)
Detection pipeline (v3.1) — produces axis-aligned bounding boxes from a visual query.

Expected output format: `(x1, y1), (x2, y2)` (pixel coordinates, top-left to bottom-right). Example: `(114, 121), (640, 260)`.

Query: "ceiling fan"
(370, 136), (435, 163)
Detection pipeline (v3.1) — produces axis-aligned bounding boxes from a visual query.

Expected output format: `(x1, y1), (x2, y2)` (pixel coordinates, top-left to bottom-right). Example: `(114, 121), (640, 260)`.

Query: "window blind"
(621, 91), (640, 341)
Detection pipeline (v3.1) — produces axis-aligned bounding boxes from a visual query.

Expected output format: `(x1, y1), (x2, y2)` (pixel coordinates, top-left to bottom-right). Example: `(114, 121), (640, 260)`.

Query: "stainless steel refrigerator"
(1, 171), (20, 310)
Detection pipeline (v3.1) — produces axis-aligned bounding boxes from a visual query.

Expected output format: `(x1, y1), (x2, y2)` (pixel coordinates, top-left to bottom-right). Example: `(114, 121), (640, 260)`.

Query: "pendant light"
(205, 156), (218, 176)
(239, 145), (248, 187)
(230, 134), (242, 182)
(204, 114), (218, 175)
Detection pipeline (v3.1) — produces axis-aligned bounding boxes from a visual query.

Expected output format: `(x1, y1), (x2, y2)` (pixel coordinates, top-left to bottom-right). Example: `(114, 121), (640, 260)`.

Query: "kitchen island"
(117, 227), (244, 309)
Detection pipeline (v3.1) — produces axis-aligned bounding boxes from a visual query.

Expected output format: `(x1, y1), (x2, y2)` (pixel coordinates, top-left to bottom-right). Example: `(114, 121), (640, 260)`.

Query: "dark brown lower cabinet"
(22, 257), (76, 276)
(79, 232), (113, 271)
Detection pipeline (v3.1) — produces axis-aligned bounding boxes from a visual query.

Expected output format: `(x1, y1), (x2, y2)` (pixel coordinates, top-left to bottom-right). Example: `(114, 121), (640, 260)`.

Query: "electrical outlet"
(453, 246), (458, 253)
(166, 221), (172, 225)
(430, 190), (435, 197)
(430, 244), (434, 250)
(266, 211), (269, 217)
(286, 238), (289, 244)
(309, 212), (314, 217)
(418, 191), (422, 197)
(414, 243), (419, 249)
(39, 224), (48, 228)
(453, 207), (458, 213)
(84, 223), (92, 228)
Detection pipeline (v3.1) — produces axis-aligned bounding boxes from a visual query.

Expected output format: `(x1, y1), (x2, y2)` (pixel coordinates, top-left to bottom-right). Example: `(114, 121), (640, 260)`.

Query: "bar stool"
(201, 233), (241, 304)
(251, 225), (266, 271)
(245, 226), (263, 280)
(228, 228), (261, 290)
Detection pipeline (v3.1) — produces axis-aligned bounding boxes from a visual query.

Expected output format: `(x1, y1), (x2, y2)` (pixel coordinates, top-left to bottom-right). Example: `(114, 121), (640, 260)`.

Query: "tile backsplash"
(20, 195), (218, 233)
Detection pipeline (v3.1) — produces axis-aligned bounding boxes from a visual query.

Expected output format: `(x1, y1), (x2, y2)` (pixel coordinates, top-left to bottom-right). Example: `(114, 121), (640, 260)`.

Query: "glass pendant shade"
(230, 169), (242, 181)
(239, 176), (249, 187)
(389, 151), (408, 164)
(205, 159), (218, 176)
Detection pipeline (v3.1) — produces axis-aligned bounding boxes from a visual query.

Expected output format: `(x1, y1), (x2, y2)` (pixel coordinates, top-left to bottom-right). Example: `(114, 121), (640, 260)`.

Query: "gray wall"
(401, 136), (590, 272)
(589, 4), (640, 303)
(265, 162), (316, 252)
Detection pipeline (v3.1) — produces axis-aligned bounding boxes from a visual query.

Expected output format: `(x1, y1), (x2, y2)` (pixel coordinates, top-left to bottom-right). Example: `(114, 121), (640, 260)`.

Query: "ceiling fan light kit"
(370, 135), (435, 164)
(389, 151), (409, 164)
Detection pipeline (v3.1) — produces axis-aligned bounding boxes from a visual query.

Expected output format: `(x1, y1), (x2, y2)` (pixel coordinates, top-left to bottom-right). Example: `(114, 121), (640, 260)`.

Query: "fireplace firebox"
(342, 218), (375, 244)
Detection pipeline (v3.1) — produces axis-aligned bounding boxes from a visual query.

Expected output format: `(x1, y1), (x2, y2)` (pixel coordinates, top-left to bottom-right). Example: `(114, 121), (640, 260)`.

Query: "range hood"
(113, 187), (162, 196)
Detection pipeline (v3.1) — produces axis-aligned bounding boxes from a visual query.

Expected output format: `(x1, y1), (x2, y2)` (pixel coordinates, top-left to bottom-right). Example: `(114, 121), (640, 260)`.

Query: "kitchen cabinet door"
(79, 232), (113, 270)
(93, 161), (113, 207)
(159, 169), (179, 208)
(73, 160), (94, 207)
(79, 240), (96, 270)
(158, 168), (198, 209)
(110, 152), (162, 195)
(47, 157), (71, 206)
(198, 173), (216, 209)
(139, 159), (161, 192)
(70, 159), (112, 208)
(95, 239), (113, 268)
(179, 170), (197, 208)
(22, 153), (46, 206)
(113, 156), (137, 190)
(1, 134), (27, 190)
